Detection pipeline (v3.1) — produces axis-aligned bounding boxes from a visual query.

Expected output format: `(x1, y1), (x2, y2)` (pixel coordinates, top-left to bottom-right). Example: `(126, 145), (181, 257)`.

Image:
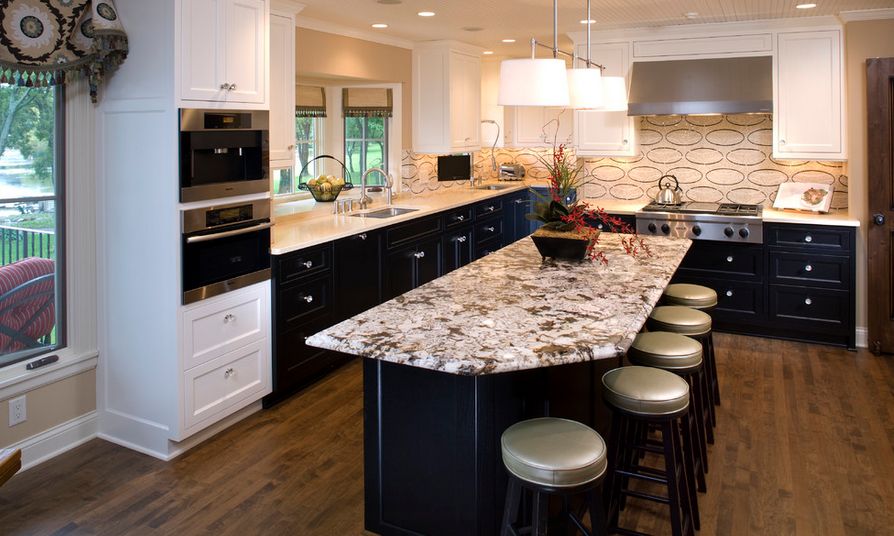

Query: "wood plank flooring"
(1, 334), (893, 535)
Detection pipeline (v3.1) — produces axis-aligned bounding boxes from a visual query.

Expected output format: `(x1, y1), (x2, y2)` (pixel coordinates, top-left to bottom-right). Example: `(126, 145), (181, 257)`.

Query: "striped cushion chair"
(0, 258), (55, 353)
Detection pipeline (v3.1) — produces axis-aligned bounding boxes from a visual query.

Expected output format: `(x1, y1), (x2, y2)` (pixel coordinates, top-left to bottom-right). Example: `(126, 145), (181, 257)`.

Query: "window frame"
(343, 115), (389, 185)
(294, 115), (323, 189)
(0, 84), (66, 370)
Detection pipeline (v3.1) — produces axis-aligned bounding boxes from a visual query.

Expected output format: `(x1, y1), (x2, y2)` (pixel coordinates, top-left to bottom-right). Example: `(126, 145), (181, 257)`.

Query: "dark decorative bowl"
(530, 230), (598, 261)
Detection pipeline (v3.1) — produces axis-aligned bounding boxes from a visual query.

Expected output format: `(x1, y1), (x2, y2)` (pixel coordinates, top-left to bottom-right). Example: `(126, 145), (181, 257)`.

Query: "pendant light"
(600, 76), (629, 112)
(566, 0), (603, 109)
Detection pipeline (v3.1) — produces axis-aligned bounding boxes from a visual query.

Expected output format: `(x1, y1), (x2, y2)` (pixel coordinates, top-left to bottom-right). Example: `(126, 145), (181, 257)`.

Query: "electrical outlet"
(8, 395), (26, 426)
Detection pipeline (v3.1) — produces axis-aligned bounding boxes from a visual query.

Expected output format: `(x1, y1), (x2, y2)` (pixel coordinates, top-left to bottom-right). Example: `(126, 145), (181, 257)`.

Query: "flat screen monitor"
(437, 154), (472, 181)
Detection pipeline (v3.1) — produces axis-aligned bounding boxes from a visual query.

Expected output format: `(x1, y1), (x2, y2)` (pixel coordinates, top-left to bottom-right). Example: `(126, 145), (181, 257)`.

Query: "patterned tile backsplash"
(401, 114), (848, 210)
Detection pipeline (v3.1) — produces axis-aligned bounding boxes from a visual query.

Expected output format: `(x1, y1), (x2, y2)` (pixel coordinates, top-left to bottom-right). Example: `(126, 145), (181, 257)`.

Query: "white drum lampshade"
(567, 68), (603, 109)
(600, 76), (628, 112)
(498, 59), (570, 107)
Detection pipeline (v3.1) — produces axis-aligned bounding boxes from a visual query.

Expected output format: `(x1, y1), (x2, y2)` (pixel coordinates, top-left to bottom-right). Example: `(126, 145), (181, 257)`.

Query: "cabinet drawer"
(769, 285), (849, 331)
(475, 217), (504, 245)
(278, 276), (332, 332)
(386, 215), (442, 249)
(278, 245), (331, 285)
(184, 340), (270, 431)
(766, 224), (852, 252)
(769, 252), (850, 289)
(475, 236), (503, 259)
(444, 207), (474, 229)
(678, 242), (764, 280)
(672, 277), (764, 320)
(475, 199), (503, 218)
(182, 283), (268, 370)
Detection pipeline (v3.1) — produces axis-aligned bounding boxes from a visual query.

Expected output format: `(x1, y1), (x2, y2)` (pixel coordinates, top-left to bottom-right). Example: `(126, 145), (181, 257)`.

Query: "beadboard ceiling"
(296, 0), (893, 55)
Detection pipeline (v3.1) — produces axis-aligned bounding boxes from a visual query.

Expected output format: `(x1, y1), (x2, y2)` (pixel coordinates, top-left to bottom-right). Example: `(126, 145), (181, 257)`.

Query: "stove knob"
(724, 227), (734, 237)
(648, 223), (657, 234)
(739, 228), (750, 239)
(692, 225), (702, 236)
(661, 223), (671, 235)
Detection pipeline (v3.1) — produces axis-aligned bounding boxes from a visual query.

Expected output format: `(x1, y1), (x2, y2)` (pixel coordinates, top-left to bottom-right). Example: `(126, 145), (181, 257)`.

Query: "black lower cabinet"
(443, 227), (473, 274)
(334, 230), (381, 322)
(383, 238), (442, 300)
(503, 190), (532, 244)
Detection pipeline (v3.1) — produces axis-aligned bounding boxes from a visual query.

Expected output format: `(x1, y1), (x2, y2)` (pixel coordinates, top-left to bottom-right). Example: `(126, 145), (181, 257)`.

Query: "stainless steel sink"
(349, 207), (419, 219)
(475, 184), (516, 190)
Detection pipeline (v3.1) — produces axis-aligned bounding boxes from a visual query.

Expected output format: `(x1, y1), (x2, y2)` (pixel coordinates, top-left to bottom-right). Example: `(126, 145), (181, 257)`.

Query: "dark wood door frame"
(867, 58), (894, 354)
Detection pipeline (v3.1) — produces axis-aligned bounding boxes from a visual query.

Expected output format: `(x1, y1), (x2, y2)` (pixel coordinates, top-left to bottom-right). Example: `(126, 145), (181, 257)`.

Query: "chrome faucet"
(360, 167), (394, 209)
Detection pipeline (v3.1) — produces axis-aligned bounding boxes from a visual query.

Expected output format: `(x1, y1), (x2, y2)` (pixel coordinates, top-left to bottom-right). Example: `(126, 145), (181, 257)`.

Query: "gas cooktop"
(640, 202), (763, 217)
(636, 202), (764, 243)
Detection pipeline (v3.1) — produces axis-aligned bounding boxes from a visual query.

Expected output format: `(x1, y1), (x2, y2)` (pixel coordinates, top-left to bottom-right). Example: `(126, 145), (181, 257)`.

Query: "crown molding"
(271, 0), (305, 15)
(838, 8), (894, 22)
(296, 16), (414, 50)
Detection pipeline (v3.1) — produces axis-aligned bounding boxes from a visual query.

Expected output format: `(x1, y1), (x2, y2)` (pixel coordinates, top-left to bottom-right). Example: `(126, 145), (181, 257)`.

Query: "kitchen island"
(307, 234), (691, 536)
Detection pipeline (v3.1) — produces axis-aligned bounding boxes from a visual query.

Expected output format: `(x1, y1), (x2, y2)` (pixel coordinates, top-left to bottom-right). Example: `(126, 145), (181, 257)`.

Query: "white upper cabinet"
(774, 29), (844, 160)
(179, 0), (269, 108)
(268, 10), (296, 162)
(413, 42), (482, 154)
(573, 42), (636, 157)
(504, 106), (573, 147)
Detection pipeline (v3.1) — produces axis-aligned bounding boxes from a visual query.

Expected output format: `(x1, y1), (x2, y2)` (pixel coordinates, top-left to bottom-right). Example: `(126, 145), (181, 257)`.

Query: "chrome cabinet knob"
(726, 290), (733, 297)
(804, 235), (813, 243)
(726, 256), (734, 263)
(303, 260), (313, 268)
(456, 215), (465, 221)
(456, 236), (467, 243)
(303, 295), (314, 304)
(804, 298), (813, 305)
(223, 313), (235, 323)
(359, 233), (368, 240)
(485, 206), (495, 212)
(224, 367), (235, 378)
(484, 226), (495, 233)
(622, 139), (629, 144)
(414, 251), (426, 259)
(515, 199), (525, 204)
(220, 83), (231, 90)
(229, 84), (236, 91)
(780, 139), (786, 145)
(805, 264), (813, 272)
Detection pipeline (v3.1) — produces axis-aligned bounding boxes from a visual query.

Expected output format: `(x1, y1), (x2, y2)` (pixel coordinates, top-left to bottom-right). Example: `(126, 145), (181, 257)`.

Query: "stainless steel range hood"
(627, 56), (773, 116)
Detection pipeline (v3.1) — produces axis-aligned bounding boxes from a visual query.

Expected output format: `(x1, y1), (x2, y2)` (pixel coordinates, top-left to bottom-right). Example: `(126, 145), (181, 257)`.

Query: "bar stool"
(648, 305), (719, 429)
(663, 283), (718, 310)
(602, 366), (697, 536)
(500, 417), (608, 536)
(627, 331), (710, 494)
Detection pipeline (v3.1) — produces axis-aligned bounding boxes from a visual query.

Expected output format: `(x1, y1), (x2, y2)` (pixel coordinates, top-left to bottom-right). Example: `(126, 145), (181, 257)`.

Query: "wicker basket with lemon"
(298, 155), (354, 202)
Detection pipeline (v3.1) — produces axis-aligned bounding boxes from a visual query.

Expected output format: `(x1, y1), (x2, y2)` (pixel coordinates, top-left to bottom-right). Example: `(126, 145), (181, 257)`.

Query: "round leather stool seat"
(501, 418), (607, 488)
(602, 366), (690, 416)
(663, 284), (718, 309)
(648, 306), (712, 336)
(628, 332), (703, 372)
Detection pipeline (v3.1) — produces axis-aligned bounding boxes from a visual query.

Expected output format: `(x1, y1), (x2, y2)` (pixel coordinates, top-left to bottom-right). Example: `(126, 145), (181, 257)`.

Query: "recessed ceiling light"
(580, 19), (596, 24)
(417, 11), (435, 17)
(483, 51), (494, 55)
(502, 38), (516, 43)
(463, 26), (484, 32)
(796, 2), (816, 8)
(371, 23), (388, 28)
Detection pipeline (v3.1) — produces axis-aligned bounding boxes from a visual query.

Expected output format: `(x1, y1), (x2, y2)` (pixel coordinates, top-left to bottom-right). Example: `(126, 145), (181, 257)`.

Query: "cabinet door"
(504, 192), (532, 243)
(775, 30), (843, 159)
(415, 238), (442, 287)
(222, 0), (267, 104)
(269, 12), (295, 161)
(180, 0), (225, 102)
(334, 231), (382, 321)
(512, 106), (548, 145)
(449, 51), (481, 150)
(383, 246), (418, 301)
(574, 42), (635, 156)
(442, 227), (473, 274)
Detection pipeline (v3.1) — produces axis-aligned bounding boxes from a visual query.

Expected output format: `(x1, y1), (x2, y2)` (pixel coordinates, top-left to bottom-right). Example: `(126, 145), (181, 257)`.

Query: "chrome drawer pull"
(456, 236), (467, 243)
(726, 256), (734, 263)
(726, 290), (733, 297)
(303, 295), (314, 304)
(515, 199), (525, 204)
(804, 298), (813, 306)
(359, 233), (367, 240)
(224, 367), (235, 378)
(804, 235), (813, 243)
(303, 260), (313, 269)
(805, 264), (813, 272)
(484, 206), (495, 212)
(484, 226), (495, 233)
(456, 215), (465, 221)
(414, 251), (426, 259)
(223, 314), (235, 324)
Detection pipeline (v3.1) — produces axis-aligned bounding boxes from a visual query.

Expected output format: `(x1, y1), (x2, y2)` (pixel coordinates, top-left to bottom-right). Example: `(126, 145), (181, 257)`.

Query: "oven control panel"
(636, 215), (763, 244)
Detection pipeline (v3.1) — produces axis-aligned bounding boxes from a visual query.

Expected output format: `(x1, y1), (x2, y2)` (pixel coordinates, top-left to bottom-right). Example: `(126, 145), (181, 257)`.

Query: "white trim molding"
(10, 411), (98, 471)
(271, 0), (305, 15)
(856, 327), (868, 349)
(838, 9), (894, 22)
(0, 351), (98, 401)
(296, 16), (414, 50)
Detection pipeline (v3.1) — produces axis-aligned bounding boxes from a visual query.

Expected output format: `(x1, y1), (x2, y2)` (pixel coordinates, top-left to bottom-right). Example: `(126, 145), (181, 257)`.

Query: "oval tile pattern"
(747, 169), (788, 187)
(665, 128), (703, 146)
(727, 114), (768, 126)
(746, 128), (773, 146)
(647, 115), (683, 127)
(727, 187), (768, 205)
(627, 166), (663, 183)
(591, 165), (625, 182)
(667, 167), (703, 184)
(706, 168), (745, 185)
(726, 148), (766, 166)
(685, 115), (723, 127)
(792, 170), (836, 183)
(646, 147), (684, 164)
(639, 129), (662, 145)
(686, 186), (724, 203)
(610, 184), (645, 200)
(705, 129), (746, 146)
(686, 147), (724, 165)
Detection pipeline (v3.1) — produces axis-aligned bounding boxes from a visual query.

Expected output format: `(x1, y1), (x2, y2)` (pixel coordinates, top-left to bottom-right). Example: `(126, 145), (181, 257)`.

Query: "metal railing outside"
(0, 225), (56, 265)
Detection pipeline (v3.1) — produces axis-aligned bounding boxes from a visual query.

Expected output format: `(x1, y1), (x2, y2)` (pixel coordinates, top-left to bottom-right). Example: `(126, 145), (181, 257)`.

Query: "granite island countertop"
(305, 234), (691, 376)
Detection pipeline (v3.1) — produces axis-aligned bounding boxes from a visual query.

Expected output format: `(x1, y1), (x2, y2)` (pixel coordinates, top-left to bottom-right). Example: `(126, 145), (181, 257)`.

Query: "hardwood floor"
(1, 334), (893, 535)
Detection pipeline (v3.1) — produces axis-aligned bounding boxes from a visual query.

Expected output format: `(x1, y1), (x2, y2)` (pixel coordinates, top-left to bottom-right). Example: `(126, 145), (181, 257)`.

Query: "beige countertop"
(271, 183), (527, 255)
(760, 207), (860, 227)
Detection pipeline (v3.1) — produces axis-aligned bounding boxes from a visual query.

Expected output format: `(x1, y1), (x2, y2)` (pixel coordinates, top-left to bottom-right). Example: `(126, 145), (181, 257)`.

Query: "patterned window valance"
(0, 0), (129, 103)
(343, 87), (393, 118)
(296, 85), (326, 117)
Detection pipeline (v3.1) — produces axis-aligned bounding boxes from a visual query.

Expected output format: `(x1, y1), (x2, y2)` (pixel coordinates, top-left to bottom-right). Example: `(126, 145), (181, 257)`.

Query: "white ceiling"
(296, 0), (894, 56)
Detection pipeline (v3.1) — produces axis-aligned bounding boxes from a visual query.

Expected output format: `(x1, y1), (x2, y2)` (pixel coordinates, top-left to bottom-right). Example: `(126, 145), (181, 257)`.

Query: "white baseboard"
(7, 411), (98, 471)
(856, 327), (868, 349)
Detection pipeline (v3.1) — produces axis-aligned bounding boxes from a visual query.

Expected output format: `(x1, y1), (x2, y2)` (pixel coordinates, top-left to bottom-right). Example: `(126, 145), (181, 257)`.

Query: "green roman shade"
(342, 87), (393, 118)
(296, 85), (326, 117)
(0, 0), (129, 102)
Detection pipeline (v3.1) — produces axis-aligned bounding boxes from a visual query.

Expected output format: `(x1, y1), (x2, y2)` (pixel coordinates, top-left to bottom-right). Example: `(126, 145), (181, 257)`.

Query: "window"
(273, 116), (321, 196)
(344, 117), (387, 186)
(0, 84), (65, 368)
